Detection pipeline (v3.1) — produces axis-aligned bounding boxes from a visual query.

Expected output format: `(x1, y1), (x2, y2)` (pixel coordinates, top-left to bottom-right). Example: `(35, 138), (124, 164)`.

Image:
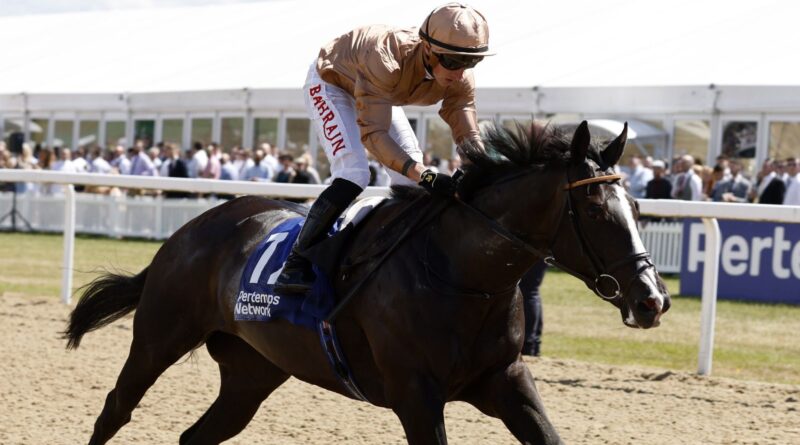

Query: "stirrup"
(273, 255), (315, 295)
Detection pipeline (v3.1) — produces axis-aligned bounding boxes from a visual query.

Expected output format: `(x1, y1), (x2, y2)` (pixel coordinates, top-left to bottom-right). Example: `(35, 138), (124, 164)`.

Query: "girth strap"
(318, 320), (370, 403)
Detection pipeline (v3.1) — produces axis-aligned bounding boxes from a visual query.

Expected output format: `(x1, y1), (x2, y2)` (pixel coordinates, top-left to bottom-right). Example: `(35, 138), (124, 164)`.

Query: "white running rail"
(0, 190), (685, 273)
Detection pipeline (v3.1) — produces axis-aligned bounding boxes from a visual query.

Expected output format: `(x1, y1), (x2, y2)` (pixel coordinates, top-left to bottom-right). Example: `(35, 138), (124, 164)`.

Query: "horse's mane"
(391, 121), (574, 201)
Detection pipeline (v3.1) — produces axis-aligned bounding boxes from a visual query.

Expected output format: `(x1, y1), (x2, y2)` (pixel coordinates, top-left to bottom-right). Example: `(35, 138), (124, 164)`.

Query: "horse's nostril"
(638, 297), (661, 314)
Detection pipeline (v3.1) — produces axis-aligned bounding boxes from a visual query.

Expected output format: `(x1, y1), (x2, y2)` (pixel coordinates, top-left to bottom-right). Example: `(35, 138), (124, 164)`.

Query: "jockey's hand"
(419, 169), (457, 198)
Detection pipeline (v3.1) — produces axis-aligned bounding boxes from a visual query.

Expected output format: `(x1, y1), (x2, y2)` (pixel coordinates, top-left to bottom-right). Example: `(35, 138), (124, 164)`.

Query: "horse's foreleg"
(387, 377), (448, 445)
(464, 360), (563, 445)
(180, 333), (289, 445)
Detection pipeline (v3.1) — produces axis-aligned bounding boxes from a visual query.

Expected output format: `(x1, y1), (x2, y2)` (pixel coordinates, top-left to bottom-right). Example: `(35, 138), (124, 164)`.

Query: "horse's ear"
(570, 120), (590, 163)
(602, 122), (628, 167)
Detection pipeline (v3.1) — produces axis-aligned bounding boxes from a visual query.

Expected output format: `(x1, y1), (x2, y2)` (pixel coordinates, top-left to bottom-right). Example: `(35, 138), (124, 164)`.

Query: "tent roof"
(587, 120), (666, 141)
(0, 0), (799, 94)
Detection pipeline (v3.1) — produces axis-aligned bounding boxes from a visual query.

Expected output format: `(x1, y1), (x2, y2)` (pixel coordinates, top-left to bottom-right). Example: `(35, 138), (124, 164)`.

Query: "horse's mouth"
(623, 319), (641, 329)
(623, 308), (640, 329)
(622, 307), (662, 329)
(624, 314), (662, 329)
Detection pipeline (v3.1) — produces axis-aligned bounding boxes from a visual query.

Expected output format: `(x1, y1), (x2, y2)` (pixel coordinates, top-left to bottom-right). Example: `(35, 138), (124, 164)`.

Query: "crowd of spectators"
(0, 139), (460, 197)
(620, 153), (800, 206)
(4, 137), (796, 205)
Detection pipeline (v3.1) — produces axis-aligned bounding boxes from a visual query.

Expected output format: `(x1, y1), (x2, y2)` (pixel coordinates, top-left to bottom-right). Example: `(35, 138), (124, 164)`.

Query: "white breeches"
(303, 63), (422, 189)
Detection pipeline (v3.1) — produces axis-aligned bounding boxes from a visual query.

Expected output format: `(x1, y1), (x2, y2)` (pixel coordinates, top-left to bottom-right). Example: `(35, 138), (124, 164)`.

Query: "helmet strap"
(421, 43), (436, 80)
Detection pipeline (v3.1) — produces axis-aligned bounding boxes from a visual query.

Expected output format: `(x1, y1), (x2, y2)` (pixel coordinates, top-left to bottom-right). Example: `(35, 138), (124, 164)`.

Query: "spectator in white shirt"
(625, 155), (654, 199)
(71, 147), (89, 172)
(159, 146), (174, 177)
(186, 142), (208, 178)
(148, 147), (162, 171)
(261, 143), (280, 174)
(110, 145), (131, 175)
(51, 148), (84, 194)
(52, 148), (82, 174)
(89, 147), (112, 174)
(782, 157), (800, 205)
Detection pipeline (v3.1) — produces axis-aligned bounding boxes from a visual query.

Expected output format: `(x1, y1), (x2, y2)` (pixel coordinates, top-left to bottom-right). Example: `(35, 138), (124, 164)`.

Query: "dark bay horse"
(65, 121), (670, 445)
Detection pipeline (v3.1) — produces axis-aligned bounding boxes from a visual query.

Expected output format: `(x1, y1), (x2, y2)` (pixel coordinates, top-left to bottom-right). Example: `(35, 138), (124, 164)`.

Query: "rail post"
(697, 217), (721, 375)
(61, 185), (76, 305)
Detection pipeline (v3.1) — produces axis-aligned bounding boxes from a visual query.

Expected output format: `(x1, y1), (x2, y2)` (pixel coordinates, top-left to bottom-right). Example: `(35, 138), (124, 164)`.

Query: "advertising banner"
(680, 220), (800, 304)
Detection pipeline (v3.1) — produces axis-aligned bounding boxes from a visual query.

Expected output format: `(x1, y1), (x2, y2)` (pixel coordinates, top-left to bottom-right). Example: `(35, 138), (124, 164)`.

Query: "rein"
(457, 172), (653, 302)
(326, 195), (452, 321)
(328, 171), (652, 321)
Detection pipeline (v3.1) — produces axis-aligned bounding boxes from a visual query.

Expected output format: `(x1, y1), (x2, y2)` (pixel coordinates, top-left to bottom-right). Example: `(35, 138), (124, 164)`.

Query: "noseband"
(459, 172), (653, 302)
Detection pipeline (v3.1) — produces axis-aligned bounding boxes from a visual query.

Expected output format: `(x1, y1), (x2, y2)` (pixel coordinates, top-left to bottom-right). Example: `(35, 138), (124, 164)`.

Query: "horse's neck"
(432, 171), (565, 294)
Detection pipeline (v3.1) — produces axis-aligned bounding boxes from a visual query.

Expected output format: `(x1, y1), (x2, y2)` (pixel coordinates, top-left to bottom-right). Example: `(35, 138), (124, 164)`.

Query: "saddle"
(301, 193), (423, 285)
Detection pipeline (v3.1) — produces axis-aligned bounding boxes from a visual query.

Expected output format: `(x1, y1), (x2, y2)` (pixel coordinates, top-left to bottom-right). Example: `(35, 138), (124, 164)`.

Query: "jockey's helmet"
(419, 3), (496, 57)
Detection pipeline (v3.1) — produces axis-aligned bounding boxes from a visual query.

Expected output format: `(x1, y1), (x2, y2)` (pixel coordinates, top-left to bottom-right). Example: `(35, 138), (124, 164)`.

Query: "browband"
(564, 174), (622, 190)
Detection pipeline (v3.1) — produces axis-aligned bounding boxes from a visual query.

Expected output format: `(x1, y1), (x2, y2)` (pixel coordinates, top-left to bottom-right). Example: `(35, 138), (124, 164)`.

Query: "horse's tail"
(63, 267), (148, 350)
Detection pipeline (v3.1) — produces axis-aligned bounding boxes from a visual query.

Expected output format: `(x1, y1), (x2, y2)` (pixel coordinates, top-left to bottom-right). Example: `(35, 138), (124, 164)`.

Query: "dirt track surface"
(1, 293), (798, 445)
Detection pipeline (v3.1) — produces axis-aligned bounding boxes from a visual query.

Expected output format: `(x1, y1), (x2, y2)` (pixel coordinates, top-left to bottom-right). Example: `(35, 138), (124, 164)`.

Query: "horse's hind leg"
(180, 332), (289, 445)
(89, 306), (207, 445)
(463, 360), (563, 445)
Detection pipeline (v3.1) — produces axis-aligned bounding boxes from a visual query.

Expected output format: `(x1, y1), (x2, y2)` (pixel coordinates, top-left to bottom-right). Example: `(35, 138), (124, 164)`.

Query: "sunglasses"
(434, 52), (484, 71)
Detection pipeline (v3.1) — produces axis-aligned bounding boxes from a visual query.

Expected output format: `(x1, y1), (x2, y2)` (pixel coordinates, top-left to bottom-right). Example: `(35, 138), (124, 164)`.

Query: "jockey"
(274, 2), (495, 295)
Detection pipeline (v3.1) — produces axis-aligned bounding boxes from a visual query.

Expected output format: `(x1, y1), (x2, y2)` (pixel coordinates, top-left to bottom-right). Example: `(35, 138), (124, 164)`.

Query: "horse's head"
(550, 121), (670, 328)
(458, 121), (670, 328)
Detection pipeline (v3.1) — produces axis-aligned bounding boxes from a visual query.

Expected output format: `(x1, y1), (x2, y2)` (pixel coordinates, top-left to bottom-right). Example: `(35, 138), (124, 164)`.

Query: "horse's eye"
(587, 203), (603, 219)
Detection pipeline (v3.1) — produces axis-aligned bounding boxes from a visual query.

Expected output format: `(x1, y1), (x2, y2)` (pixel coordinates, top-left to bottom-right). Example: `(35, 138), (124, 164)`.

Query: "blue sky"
(0, 0), (265, 16)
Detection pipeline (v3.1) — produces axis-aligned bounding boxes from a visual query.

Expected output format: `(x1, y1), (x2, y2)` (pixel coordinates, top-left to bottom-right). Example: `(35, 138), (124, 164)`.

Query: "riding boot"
(273, 178), (363, 295)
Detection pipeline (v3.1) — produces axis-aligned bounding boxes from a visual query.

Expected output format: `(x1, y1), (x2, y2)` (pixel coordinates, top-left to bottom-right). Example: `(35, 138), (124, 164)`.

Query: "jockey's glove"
(419, 169), (457, 198)
(451, 168), (465, 184)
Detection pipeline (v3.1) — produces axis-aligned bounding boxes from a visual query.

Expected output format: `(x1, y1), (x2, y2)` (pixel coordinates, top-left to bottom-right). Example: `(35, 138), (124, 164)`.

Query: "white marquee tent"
(1, 0), (799, 168)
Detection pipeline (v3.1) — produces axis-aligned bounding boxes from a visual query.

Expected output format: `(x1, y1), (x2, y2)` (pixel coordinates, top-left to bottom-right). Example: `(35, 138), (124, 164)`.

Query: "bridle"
(549, 172), (655, 302)
(458, 170), (654, 302)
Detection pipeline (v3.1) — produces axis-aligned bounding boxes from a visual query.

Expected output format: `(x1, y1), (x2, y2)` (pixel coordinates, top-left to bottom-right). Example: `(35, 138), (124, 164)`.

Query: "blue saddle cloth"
(234, 217), (336, 329)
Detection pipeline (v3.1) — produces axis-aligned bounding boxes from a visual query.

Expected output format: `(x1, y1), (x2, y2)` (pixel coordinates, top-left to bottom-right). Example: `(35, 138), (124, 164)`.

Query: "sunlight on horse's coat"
(611, 183), (664, 328)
